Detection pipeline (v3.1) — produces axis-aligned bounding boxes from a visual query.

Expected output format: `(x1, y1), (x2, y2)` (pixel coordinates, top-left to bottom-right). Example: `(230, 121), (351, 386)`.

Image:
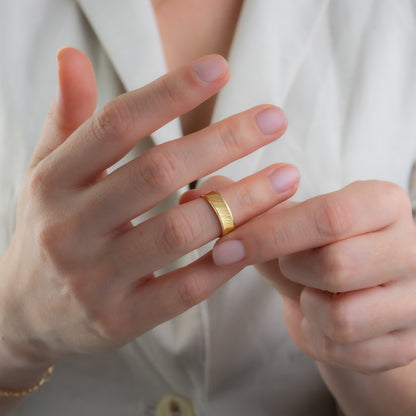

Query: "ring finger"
(302, 319), (416, 373)
(85, 104), (287, 234)
(107, 163), (300, 282)
(300, 278), (416, 345)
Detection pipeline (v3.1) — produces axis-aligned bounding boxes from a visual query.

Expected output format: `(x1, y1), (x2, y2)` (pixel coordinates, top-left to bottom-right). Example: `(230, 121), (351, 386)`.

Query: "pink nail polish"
(193, 56), (228, 83)
(256, 107), (287, 135)
(213, 240), (245, 266)
(268, 166), (300, 193)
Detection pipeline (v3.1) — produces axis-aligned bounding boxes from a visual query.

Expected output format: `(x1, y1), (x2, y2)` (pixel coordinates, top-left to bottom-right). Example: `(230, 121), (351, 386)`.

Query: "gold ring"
(201, 191), (235, 236)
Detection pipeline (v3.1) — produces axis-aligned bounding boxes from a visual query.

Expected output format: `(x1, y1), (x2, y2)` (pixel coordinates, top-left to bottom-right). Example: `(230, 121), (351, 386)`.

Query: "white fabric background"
(1, 1), (416, 414)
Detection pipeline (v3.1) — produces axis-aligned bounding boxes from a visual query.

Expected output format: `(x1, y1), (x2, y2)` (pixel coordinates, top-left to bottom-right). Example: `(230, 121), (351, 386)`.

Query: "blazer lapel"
(76, 0), (183, 145)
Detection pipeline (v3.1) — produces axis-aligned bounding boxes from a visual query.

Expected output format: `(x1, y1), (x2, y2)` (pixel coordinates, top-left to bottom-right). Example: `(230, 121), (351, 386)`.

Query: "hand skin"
(0, 47), (300, 414)
(212, 180), (416, 415)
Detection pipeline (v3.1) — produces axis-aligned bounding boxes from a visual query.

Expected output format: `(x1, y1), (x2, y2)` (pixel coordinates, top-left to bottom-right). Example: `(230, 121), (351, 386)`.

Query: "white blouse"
(1, 1), (416, 414)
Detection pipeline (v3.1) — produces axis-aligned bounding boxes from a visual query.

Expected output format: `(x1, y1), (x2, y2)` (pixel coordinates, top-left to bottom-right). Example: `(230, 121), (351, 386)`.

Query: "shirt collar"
(76, 0), (327, 155)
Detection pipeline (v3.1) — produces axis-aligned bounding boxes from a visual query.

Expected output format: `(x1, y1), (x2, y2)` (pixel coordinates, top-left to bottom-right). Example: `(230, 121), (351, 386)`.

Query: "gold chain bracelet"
(0, 366), (54, 398)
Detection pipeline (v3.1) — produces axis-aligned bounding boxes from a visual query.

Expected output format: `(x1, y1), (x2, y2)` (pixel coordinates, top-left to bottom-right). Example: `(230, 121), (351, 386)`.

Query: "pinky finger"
(302, 320), (416, 374)
(122, 251), (243, 335)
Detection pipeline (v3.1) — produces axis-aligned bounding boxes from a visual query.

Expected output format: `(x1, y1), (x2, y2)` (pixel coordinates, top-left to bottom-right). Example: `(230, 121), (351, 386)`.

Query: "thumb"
(30, 47), (97, 168)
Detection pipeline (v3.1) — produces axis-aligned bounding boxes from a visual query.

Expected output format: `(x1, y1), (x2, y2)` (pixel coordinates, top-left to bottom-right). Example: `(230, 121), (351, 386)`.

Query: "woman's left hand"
(212, 180), (416, 373)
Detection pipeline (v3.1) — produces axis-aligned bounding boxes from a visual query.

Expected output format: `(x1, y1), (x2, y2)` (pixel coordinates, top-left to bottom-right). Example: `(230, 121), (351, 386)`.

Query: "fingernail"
(193, 55), (228, 83)
(268, 165), (300, 193)
(213, 240), (245, 266)
(256, 107), (287, 135)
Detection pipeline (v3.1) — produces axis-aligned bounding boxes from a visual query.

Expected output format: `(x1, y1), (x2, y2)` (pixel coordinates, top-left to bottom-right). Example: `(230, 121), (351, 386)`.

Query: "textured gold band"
(201, 191), (235, 236)
(0, 366), (54, 397)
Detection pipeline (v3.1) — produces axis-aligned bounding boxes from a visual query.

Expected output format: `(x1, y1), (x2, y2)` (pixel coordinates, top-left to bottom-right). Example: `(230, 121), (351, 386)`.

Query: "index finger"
(41, 55), (230, 188)
(212, 181), (410, 266)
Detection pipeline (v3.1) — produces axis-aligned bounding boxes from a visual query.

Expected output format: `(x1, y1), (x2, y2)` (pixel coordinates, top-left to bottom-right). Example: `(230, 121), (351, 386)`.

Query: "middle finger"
(86, 105), (287, 233)
(300, 280), (416, 345)
(107, 163), (300, 282)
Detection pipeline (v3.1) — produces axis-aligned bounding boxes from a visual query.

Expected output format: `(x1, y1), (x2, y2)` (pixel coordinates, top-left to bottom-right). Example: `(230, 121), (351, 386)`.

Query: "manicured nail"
(268, 165), (300, 193)
(213, 240), (245, 266)
(193, 55), (228, 83)
(256, 107), (287, 135)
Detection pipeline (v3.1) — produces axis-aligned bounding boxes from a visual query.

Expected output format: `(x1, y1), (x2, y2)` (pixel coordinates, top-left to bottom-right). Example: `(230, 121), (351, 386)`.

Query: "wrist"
(0, 253), (55, 392)
(0, 366), (54, 397)
(0, 337), (54, 392)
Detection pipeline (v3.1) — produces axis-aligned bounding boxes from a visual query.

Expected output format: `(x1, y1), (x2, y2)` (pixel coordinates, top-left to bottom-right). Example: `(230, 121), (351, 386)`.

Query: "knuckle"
(140, 75), (183, 113)
(309, 329), (343, 366)
(319, 247), (352, 292)
(161, 209), (197, 252)
(319, 334), (340, 363)
(270, 220), (296, 253)
(90, 309), (127, 344)
(36, 219), (66, 256)
(35, 213), (82, 265)
(379, 180), (405, 198)
(84, 308), (124, 345)
(138, 147), (179, 191)
(63, 268), (100, 306)
(215, 120), (241, 155)
(176, 276), (207, 310)
(326, 296), (356, 343)
(64, 268), (130, 343)
(28, 167), (48, 197)
(91, 98), (130, 141)
(158, 75), (181, 107)
(372, 181), (412, 219)
(314, 195), (353, 239)
(233, 181), (258, 213)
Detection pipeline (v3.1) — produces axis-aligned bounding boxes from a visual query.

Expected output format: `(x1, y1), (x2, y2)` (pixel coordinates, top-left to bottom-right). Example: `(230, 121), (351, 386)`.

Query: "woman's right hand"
(0, 48), (298, 373)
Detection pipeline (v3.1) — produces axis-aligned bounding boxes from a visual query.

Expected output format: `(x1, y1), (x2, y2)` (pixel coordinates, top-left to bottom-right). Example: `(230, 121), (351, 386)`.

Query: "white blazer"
(1, 1), (416, 415)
